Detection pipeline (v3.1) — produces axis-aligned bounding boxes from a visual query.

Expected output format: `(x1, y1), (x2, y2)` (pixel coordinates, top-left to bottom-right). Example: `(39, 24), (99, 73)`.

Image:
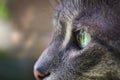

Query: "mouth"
(35, 75), (44, 80)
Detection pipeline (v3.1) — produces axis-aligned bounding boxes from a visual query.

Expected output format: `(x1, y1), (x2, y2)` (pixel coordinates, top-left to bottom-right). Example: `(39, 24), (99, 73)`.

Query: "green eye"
(77, 31), (91, 48)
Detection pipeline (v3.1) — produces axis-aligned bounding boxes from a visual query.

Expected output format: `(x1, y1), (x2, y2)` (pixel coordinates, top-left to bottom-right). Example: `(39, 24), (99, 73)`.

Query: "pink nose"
(34, 70), (44, 80)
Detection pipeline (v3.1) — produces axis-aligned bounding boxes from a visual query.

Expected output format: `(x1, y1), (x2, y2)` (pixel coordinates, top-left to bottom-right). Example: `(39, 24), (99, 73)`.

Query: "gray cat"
(34, 0), (120, 80)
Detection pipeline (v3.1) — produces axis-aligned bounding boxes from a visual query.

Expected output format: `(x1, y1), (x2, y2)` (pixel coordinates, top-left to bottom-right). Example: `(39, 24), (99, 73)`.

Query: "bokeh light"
(0, 0), (54, 80)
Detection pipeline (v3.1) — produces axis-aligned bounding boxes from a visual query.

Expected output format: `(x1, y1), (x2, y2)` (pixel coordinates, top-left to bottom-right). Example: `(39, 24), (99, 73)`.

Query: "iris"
(77, 31), (91, 48)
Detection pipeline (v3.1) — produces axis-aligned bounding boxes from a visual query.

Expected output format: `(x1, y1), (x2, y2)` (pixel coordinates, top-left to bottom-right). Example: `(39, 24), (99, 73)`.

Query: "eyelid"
(73, 23), (91, 32)
(73, 27), (89, 34)
(73, 27), (83, 33)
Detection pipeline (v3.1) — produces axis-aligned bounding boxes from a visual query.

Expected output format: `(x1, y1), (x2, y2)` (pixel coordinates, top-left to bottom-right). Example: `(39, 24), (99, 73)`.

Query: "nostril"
(34, 70), (50, 80)
(34, 70), (44, 80)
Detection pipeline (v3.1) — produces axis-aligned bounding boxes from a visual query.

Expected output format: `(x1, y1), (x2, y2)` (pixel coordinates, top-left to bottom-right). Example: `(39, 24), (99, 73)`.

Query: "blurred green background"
(0, 0), (53, 80)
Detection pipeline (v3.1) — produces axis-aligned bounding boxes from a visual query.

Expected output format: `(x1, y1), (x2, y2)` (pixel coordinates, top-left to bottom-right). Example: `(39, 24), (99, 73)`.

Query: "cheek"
(63, 44), (107, 72)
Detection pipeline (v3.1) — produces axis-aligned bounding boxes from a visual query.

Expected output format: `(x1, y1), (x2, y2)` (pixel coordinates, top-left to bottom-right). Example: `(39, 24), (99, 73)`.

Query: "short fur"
(34, 0), (120, 80)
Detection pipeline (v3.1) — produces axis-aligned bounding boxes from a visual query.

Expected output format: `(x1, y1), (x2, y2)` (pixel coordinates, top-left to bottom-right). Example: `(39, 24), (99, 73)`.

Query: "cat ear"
(49, 0), (61, 8)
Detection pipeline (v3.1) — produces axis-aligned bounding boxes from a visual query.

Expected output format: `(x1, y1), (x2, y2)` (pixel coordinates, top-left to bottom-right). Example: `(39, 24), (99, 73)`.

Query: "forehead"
(55, 0), (120, 22)
(54, 0), (120, 39)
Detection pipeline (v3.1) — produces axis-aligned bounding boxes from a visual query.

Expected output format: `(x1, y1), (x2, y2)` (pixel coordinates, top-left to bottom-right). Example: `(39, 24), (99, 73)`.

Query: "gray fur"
(34, 0), (120, 80)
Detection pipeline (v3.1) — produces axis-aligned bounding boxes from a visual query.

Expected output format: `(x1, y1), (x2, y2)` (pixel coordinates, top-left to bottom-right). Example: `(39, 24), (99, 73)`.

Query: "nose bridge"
(34, 40), (61, 75)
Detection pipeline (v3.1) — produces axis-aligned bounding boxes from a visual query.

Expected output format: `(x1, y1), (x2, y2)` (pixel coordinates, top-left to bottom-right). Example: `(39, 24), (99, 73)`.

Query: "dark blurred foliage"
(0, 0), (9, 20)
(0, 50), (33, 80)
(0, 0), (53, 80)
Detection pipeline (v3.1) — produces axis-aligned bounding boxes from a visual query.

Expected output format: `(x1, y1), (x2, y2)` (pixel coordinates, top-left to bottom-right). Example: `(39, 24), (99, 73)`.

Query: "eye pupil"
(77, 31), (91, 48)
